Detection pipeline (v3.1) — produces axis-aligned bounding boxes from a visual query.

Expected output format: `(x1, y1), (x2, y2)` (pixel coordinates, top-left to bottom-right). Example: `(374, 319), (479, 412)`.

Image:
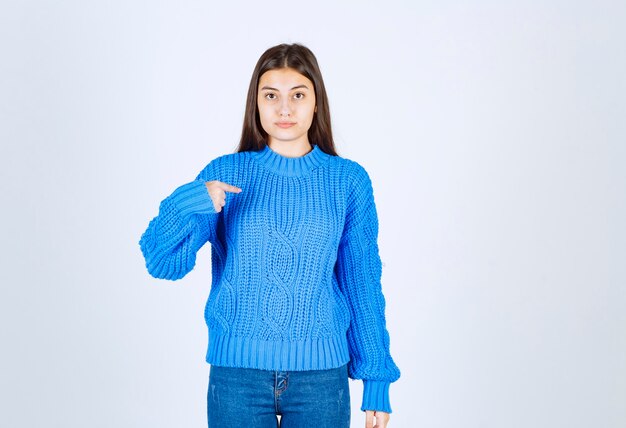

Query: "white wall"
(1, 1), (624, 427)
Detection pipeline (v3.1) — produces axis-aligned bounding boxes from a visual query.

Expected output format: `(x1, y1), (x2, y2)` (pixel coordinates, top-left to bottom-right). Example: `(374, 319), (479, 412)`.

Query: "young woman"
(139, 43), (401, 428)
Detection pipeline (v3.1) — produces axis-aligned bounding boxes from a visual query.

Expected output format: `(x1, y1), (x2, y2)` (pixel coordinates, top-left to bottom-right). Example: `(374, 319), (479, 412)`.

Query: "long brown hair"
(235, 43), (338, 156)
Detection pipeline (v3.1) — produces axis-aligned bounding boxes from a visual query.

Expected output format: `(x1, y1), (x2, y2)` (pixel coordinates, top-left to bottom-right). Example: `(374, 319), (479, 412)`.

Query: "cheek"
(257, 104), (270, 122)
(305, 105), (316, 121)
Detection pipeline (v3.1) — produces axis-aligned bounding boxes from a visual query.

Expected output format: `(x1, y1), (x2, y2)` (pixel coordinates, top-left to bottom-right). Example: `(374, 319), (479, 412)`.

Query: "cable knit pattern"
(138, 143), (401, 412)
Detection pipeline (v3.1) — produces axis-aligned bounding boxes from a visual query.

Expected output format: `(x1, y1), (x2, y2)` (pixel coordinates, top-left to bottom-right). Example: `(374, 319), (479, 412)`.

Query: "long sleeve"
(334, 162), (401, 413)
(138, 160), (222, 280)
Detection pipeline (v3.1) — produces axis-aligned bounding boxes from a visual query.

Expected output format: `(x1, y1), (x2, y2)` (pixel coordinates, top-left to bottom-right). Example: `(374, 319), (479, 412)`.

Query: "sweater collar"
(251, 143), (329, 177)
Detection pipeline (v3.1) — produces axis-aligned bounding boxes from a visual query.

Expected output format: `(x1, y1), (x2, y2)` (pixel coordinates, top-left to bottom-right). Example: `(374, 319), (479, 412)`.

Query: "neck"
(267, 140), (313, 158)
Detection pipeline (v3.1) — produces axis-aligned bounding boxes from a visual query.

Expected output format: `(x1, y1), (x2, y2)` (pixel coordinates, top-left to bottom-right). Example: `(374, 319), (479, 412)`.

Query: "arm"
(138, 160), (221, 280)
(334, 162), (401, 414)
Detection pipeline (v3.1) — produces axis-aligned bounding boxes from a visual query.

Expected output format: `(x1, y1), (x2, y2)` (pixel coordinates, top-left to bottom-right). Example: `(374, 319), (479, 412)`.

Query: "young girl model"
(139, 43), (400, 428)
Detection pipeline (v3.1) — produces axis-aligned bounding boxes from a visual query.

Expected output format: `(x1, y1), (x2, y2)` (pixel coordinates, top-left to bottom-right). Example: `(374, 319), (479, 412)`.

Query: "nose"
(279, 98), (292, 117)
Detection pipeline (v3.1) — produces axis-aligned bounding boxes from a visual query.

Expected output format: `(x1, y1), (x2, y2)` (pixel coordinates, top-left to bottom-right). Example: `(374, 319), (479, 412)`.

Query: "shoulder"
(195, 151), (247, 180)
(332, 154), (374, 192)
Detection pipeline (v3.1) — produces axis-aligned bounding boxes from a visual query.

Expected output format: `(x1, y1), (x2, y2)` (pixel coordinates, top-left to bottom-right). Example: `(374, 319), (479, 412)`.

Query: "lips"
(276, 122), (296, 128)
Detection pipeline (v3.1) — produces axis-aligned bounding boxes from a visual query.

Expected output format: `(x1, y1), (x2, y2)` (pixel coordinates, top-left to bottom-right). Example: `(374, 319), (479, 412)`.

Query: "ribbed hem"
(361, 380), (392, 413)
(250, 143), (329, 177)
(169, 179), (216, 219)
(206, 332), (351, 371)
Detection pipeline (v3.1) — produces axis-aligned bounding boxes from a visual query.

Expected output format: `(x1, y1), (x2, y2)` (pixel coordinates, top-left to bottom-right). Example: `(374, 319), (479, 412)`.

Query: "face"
(257, 67), (317, 148)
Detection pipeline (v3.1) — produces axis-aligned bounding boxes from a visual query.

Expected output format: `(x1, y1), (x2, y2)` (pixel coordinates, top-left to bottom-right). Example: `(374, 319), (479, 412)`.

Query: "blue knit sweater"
(139, 143), (401, 413)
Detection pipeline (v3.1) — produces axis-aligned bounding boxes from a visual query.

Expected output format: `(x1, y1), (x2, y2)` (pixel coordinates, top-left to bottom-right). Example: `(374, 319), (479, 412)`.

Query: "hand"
(365, 410), (390, 428)
(205, 180), (242, 212)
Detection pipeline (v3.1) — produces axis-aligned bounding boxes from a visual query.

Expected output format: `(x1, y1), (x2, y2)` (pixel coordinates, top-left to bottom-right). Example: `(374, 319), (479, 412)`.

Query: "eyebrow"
(260, 84), (310, 91)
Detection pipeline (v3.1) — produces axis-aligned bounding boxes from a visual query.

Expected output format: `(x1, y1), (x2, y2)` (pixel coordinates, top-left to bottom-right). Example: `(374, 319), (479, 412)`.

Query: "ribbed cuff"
(361, 380), (392, 413)
(169, 180), (216, 219)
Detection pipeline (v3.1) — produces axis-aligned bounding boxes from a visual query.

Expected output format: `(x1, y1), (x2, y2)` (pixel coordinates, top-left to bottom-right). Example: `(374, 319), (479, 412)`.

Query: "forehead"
(258, 68), (313, 89)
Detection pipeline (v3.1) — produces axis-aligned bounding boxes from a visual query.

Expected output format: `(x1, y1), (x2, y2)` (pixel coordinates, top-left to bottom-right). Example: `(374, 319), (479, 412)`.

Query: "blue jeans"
(207, 363), (351, 427)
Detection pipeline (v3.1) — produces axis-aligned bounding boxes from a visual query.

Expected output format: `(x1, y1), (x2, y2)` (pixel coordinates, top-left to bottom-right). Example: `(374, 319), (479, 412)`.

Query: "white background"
(1, 1), (624, 427)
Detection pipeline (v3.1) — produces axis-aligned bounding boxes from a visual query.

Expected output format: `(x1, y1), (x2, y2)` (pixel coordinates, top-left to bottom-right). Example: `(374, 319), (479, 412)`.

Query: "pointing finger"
(218, 182), (242, 193)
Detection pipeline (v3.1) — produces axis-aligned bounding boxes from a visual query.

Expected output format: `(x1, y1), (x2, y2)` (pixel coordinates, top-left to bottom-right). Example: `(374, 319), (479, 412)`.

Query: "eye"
(294, 92), (305, 99)
(265, 93), (276, 100)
